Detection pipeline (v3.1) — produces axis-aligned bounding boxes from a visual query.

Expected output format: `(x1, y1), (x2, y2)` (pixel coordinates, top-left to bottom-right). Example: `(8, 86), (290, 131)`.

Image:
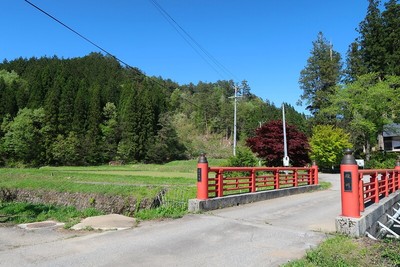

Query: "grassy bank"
(0, 201), (103, 228)
(284, 235), (400, 267)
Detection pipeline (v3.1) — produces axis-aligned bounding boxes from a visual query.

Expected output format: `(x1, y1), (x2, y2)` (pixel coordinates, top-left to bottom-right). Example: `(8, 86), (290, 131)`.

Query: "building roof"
(383, 123), (400, 137)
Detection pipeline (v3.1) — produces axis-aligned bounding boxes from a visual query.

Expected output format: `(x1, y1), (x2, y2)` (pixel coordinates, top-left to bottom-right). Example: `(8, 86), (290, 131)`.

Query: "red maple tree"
(246, 120), (310, 167)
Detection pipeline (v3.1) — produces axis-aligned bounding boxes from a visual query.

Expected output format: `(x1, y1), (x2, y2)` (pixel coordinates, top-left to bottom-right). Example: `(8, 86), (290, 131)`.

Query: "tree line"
(300, 0), (400, 167)
(0, 53), (306, 167)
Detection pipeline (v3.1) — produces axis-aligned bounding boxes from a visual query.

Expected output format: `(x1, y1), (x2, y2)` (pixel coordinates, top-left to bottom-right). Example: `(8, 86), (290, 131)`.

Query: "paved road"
(0, 173), (341, 267)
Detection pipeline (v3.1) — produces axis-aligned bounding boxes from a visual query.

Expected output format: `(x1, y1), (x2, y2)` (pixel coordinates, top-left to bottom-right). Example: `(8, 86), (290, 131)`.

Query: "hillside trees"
(100, 102), (120, 162)
(0, 54), (309, 166)
(1, 108), (47, 166)
(145, 113), (186, 163)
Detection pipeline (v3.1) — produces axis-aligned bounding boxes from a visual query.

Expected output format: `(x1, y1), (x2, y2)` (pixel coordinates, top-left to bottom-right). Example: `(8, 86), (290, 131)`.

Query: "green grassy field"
(0, 159), (226, 196)
(0, 159), (228, 221)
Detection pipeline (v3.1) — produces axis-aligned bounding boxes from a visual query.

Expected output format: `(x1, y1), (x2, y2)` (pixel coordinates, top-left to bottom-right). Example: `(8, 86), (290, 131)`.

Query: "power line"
(148, 0), (237, 80)
(24, 0), (140, 74)
(25, 0), (182, 97)
(25, 0), (238, 84)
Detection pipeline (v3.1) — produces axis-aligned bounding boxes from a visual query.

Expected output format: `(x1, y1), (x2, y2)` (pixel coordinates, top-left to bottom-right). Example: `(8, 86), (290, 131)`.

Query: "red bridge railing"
(196, 154), (318, 200)
(340, 149), (400, 218)
(359, 169), (400, 212)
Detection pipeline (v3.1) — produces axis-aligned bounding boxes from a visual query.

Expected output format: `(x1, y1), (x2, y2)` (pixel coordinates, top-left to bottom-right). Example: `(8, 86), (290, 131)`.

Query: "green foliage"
(346, 0), (400, 80)
(145, 114), (187, 164)
(50, 132), (81, 166)
(1, 108), (47, 166)
(381, 238), (400, 264)
(365, 151), (399, 169)
(100, 102), (120, 162)
(285, 235), (400, 267)
(0, 69), (19, 84)
(227, 147), (258, 167)
(299, 32), (343, 117)
(136, 187), (194, 220)
(302, 235), (360, 267)
(309, 125), (352, 169)
(171, 113), (233, 159)
(0, 54), (308, 166)
(321, 74), (397, 159)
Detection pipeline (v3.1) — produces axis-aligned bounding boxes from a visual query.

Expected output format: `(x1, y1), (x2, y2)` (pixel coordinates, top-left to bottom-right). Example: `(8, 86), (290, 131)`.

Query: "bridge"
(1, 152), (399, 266)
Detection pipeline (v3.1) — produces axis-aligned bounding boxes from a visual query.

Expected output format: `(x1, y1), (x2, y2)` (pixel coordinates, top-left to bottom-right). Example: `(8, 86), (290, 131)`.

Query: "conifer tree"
(72, 80), (88, 135)
(58, 79), (75, 134)
(85, 83), (102, 164)
(358, 0), (386, 77)
(382, 0), (400, 75)
(299, 32), (342, 117)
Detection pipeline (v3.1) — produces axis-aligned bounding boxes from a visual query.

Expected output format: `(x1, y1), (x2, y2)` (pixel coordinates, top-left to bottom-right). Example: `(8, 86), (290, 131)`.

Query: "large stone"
(71, 214), (136, 231)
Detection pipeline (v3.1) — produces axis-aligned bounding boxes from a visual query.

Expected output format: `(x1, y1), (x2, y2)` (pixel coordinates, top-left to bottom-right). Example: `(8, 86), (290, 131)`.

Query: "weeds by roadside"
(284, 235), (400, 267)
(135, 187), (194, 220)
(0, 201), (103, 228)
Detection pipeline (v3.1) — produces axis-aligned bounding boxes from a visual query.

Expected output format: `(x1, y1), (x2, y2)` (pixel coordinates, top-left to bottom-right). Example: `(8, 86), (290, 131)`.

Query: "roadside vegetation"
(284, 235), (400, 267)
(0, 159), (227, 223)
(0, 202), (103, 228)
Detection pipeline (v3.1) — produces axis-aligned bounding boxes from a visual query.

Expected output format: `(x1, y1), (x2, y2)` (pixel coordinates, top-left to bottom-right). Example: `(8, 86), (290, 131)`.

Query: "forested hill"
(0, 53), (307, 166)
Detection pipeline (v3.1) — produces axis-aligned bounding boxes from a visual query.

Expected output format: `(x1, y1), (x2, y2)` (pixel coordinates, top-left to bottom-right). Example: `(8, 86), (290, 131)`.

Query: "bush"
(227, 147), (259, 167)
(365, 151), (399, 169)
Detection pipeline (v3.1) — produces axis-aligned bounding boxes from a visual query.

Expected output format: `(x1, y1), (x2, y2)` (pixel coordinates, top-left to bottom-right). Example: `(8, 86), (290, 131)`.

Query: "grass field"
(0, 159), (228, 221)
(0, 159), (226, 195)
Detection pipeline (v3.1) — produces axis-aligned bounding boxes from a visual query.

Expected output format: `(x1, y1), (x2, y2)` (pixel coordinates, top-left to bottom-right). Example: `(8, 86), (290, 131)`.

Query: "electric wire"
(24, 0), (233, 109)
(148, 0), (225, 79)
(148, 0), (237, 80)
(24, 0), (141, 74)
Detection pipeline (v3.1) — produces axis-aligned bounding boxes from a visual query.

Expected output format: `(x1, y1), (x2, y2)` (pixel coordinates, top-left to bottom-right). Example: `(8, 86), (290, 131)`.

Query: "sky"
(2, 1), (369, 114)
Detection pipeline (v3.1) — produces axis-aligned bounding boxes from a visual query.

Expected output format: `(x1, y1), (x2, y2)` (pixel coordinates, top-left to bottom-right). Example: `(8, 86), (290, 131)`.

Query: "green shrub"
(365, 151), (399, 169)
(227, 147), (259, 167)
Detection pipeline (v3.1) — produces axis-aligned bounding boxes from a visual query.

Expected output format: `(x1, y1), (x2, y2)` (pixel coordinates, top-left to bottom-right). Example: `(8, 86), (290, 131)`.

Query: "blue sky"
(2, 1), (368, 113)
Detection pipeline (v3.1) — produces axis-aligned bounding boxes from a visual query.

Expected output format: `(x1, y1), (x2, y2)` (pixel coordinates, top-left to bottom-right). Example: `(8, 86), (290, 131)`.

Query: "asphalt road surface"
(0, 173), (341, 267)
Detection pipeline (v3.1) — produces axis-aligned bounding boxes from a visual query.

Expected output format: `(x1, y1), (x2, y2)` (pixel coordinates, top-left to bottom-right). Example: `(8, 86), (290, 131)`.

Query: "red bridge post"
(340, 149), (360, 218)
(395, 157), (400, 191)
(312, 160), (318, 185)
(197, 153), (209, 200)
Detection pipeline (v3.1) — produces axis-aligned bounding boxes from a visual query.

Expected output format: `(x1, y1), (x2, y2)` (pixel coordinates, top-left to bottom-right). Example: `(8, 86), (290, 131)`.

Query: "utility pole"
(229, 84), (241, 156)
(282, 103), (289, 166)
(233, 85), (238, 156)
